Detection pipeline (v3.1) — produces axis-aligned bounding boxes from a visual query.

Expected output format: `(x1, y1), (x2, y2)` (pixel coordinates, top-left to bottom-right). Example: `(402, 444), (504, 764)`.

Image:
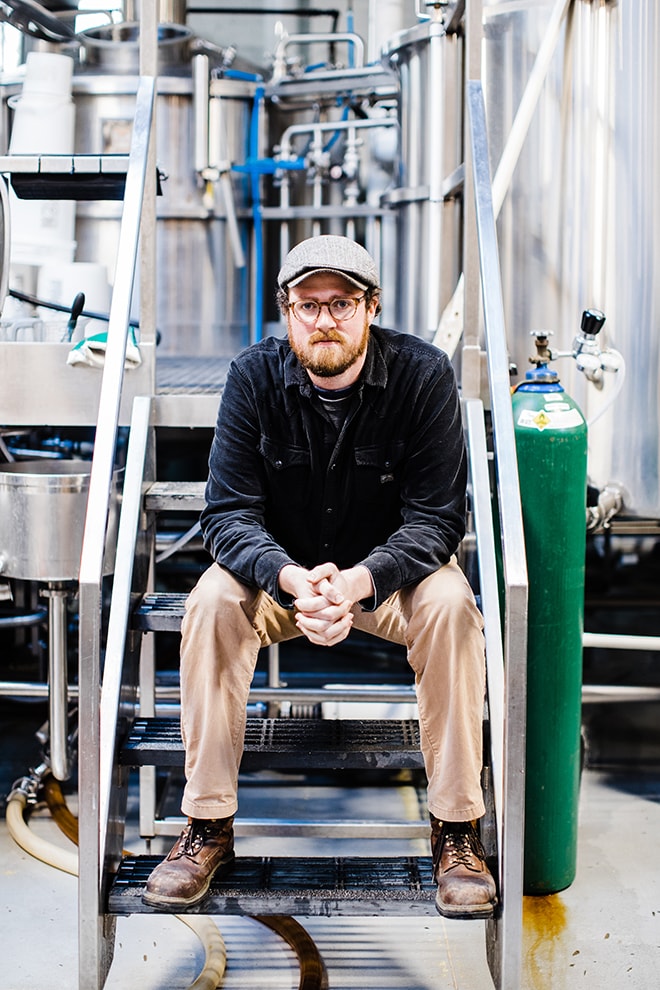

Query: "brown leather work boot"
(430, 816), (497, 919)
(142, 816), (235, 909)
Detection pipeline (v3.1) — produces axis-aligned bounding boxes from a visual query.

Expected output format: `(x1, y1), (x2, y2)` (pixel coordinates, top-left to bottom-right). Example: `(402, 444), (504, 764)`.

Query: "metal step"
(133, 592), (187, 632)
(144, 481), (206, 512)
(0, 153), (131, 200)
(108, 855), (440, 917)
(121, 716), (424, 770)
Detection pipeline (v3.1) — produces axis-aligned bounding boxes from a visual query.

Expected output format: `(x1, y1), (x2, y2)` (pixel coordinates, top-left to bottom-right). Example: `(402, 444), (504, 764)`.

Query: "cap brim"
(285, 268), (369, 291)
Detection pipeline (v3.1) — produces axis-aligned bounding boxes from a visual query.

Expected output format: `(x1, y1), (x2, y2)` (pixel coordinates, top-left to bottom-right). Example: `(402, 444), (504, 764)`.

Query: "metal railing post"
(466, 78), (529, 990)
(77, 75), (155, 990)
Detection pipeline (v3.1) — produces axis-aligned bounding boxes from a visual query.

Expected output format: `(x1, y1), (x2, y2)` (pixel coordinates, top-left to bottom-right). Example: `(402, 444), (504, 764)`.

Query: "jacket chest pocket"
(259, 436), (311, 475)
(353, 441), (406, 501)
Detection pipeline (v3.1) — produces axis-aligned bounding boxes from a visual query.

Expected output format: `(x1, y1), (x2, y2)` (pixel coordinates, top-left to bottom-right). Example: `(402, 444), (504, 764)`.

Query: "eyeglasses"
(288, 295), (366, 324)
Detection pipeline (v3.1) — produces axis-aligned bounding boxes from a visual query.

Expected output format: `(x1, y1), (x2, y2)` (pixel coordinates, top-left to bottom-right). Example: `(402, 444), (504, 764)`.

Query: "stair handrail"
(77, 74), (155, 984)
(465, 79), (528, 990)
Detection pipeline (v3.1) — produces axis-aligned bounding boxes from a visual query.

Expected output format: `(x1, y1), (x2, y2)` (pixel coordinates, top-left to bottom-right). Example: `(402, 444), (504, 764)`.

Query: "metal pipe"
(0, 174), (10, 314)
(272, 32), (364, 80)
(582, 685), (660, 704)
(278, 116), (397, 161)
(583, 632), (660, 652)
(0, 607), (46, 628)
(193, 52), (211, 175)
(42, 586), (71, 781)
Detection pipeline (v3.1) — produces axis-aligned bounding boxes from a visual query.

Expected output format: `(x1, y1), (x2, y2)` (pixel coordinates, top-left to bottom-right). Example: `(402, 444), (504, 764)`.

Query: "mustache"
(308, 330), (343, 343)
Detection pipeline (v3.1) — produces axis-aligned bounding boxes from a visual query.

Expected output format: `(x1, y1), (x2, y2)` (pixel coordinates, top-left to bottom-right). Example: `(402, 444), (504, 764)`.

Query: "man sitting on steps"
(143, 234), (497, 919)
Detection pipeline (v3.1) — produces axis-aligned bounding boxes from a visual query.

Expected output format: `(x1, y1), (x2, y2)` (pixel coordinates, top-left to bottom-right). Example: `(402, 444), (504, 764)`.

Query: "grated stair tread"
(121, 716), (424, 770)
(133, 592), (187, 631)
(0, 153), (132, 200)
(108, 854), (440, 917)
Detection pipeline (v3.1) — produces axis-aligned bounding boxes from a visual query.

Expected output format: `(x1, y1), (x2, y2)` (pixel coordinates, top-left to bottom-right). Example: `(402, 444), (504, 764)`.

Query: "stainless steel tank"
(382, 17), (463, 339)
(72, 23), (257, 357)
(0, 461), (121, 581)
(484, 0), (660, 518)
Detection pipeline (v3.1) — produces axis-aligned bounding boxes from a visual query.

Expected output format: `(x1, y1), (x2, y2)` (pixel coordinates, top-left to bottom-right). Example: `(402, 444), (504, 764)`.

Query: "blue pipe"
(249, 85), (264, 342)
(233, 88), (306, 342)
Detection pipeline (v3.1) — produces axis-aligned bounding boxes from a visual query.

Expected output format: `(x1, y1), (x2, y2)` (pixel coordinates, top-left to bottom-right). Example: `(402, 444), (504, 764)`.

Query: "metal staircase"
(3, 11), (525, 988)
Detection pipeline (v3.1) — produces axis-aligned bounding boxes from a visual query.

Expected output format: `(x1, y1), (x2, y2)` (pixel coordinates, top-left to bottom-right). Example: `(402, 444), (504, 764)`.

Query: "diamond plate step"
(121, 717), (424, 770)
(108, 855), (440, 917)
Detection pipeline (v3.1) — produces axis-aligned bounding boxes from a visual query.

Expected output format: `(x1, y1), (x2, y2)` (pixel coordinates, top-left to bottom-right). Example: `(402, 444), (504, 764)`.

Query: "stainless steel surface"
(77, 23), (197, 74)
(0, 341), (155, 427)
(484, 0), (660, 518)
(0, 460), (121, 581)
(70, 50), (255, 357)
(382, 19), (463, 338)
(467, 78), (529, 990)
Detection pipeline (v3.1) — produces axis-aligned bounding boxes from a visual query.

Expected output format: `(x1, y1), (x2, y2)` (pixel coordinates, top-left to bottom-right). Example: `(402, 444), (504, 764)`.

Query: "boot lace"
(434, 822), (485, 875)
(176, 819), (225, 859)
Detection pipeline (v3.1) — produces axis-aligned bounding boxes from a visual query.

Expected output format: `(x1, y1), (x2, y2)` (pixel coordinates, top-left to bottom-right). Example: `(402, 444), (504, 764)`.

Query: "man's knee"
(414, 563), (480, 618)
(185, 564), (246, 621)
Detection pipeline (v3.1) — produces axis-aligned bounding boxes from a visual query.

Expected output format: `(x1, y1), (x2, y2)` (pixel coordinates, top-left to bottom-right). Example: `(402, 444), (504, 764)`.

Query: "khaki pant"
(179, 559), (486, 822)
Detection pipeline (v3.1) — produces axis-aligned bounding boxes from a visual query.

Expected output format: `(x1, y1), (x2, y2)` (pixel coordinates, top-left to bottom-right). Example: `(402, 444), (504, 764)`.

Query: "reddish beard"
(288, 317), (370, 378)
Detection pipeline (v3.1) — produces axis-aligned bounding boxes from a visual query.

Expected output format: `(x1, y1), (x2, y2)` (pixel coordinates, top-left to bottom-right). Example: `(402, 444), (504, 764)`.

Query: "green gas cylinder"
(513, 357), (588, 894)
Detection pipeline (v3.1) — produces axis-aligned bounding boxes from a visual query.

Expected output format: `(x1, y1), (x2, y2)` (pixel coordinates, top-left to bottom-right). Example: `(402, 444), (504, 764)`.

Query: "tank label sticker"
(517, 407), (584, 431)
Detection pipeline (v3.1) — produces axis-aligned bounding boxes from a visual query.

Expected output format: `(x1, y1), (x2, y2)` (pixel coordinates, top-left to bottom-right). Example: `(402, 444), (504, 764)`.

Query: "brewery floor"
(1, 695), (660, 990)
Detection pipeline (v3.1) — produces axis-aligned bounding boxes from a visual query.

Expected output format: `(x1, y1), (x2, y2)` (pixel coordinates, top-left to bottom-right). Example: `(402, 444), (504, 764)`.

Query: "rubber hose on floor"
(12, 777), (227, 990)
(6, 790), (78, 876)
(252, 915), (329, 990)
(43, 776), (328, 990)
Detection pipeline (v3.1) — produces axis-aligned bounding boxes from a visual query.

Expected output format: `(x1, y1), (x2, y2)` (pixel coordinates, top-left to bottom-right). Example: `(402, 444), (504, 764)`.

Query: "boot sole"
(142, 852), (236, 910)
(435, 894), (497, 921)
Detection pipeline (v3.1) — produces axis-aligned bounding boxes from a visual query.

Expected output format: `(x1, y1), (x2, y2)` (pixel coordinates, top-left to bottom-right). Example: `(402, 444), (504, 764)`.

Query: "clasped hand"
(279, 562), (373, 647)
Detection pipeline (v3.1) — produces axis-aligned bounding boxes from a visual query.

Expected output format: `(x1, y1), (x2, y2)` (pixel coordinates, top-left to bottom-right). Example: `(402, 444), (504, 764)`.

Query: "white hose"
(6, 789), (227, 989)
(6, 790), (78, 876)
(176, 915), (228, 990)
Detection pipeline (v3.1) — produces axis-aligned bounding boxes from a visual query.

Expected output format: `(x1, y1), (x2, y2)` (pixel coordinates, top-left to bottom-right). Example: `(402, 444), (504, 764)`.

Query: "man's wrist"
(343, 565), (375, 603)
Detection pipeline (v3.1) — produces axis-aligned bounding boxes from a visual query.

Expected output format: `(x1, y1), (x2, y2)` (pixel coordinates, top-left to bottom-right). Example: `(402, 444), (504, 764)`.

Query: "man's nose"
(316, 303), (337, 327)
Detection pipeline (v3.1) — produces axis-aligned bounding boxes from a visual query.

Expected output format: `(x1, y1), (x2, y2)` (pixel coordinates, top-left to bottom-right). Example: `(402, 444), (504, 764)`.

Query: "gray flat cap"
(278, 235), (380, 291)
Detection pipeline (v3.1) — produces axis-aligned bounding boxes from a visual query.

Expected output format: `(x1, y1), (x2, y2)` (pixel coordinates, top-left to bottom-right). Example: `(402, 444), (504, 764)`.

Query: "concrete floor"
(1, 701), (659, 990)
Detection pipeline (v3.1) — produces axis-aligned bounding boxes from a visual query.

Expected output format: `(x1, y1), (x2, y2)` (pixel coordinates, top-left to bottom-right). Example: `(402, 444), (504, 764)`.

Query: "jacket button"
(274, 459), (283, 469)
(326, 507), (333, 515)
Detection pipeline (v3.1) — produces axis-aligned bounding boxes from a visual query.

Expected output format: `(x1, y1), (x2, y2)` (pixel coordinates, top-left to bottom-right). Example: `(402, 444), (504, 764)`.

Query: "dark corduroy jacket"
(201, 325), (467, 609)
